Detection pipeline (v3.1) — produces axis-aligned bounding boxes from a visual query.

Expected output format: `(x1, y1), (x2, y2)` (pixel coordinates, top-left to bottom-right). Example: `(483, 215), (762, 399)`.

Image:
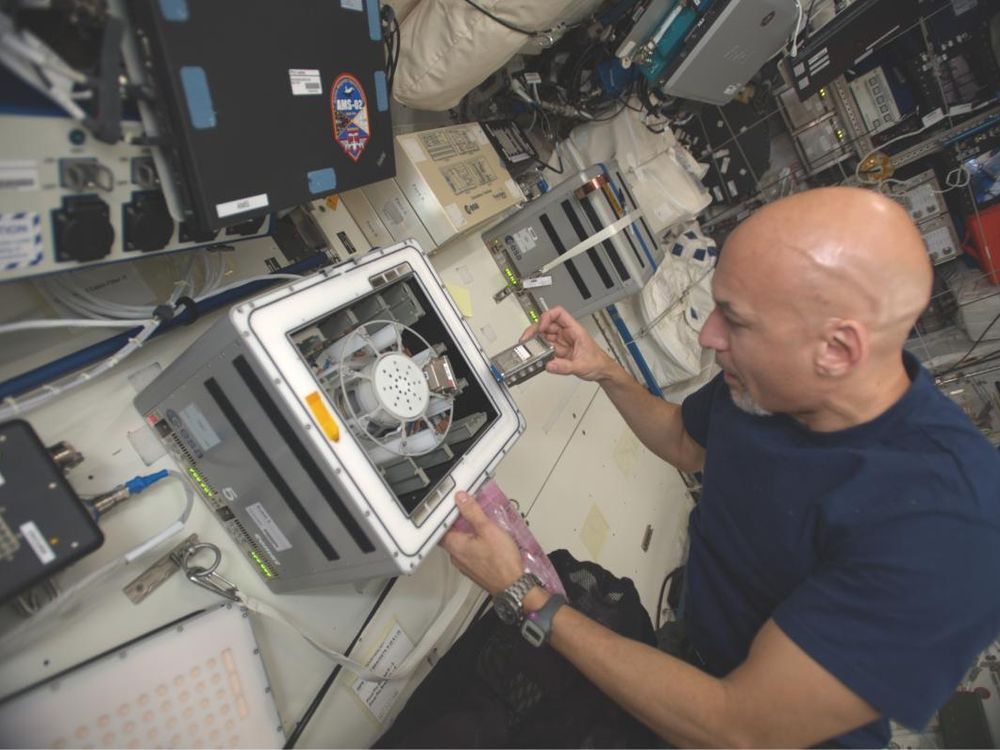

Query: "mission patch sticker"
(332, 74), (370, 162)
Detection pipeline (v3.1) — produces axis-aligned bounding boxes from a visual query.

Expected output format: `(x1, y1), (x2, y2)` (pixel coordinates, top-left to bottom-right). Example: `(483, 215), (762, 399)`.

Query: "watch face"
(493, 593), (519, 625)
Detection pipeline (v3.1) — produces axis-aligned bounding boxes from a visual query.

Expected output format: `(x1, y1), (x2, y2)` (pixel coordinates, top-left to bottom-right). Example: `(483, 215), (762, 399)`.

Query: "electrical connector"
(88, 469), (170, 519)
(125, 469), (169, 495)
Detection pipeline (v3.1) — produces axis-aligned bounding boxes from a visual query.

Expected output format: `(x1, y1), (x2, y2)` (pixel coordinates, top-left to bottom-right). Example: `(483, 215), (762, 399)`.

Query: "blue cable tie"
(125, 469), (169, 495)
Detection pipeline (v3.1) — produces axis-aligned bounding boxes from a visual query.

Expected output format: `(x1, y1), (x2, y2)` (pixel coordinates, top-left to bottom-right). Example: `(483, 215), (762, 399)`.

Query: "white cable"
(0, 316), (162, 421)
(241, 557), (473, 683)
(7, 268), (300, 418)
(0, 318), (149, 334)
(789, 0), (804, 58)
(0, 472), (194, 651)
(536, 210), (645, 275)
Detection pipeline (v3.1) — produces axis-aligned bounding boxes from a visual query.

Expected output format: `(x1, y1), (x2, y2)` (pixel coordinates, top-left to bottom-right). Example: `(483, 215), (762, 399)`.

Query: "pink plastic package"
(452, 480), (566, 596)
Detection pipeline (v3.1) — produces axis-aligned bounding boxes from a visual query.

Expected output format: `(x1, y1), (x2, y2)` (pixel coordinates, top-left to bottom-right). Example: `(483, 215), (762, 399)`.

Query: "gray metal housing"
(483, 164), (660, 319)
(135, 242), (524, 592)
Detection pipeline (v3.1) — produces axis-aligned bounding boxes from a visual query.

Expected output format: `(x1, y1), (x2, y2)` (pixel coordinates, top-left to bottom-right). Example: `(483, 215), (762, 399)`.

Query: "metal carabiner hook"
(172, 541), (241, 602)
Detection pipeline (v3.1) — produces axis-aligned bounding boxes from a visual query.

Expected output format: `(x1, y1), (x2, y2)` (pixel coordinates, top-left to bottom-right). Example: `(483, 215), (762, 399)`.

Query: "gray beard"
(729, 387), (773, 417)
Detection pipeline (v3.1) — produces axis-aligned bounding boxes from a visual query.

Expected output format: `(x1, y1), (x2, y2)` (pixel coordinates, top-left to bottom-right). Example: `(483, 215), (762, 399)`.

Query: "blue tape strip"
(180, 67), (216, 130)
(158, 0), (189, 22)
(607, 304), (663, 397)
(366, 0), (382, 40)
(307, 168), (337, 195)
(373, 71), (389, 112)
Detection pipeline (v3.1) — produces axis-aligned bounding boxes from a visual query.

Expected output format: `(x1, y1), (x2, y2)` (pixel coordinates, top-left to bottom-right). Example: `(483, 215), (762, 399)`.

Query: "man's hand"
(520, 306), (617, 382)
(440, 491), (524, 595)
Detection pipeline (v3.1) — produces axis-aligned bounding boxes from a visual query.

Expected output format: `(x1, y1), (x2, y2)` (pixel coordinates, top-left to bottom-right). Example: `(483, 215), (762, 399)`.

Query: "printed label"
(352, 623), (414, 722)
(522, 276), (552, 289)
(511, 226), (537, 254)
(179, 403), (221, 451)
(0, 160), (40, 191)
(21, 521), (55, 564)
(289, 68), (322, 96)
(0, 212), (42, 270)
(216, 192), (269, 219)
(332, 74), (370, 162)
(513, 344), (530, 361)
(246, 502), (292, 552)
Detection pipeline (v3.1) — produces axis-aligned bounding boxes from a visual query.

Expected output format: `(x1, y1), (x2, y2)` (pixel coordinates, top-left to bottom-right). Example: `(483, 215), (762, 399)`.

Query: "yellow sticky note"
(445, 283), (473, 318)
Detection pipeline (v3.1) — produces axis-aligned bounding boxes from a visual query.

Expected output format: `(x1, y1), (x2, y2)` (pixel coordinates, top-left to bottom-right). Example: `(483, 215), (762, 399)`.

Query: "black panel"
(0, 420), (103, 605)
(579, 198), (631, 283)
(539, 212), (591, 300)
(561, 200), (616, 288)
(126, 0), (394, 230)
(204, 377), (339, 561)
(232, 356), (375, 553)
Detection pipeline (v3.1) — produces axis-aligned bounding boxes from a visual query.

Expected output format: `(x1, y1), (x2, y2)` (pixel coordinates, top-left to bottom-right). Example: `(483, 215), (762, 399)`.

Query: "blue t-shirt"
(680, 352), (1000, 748)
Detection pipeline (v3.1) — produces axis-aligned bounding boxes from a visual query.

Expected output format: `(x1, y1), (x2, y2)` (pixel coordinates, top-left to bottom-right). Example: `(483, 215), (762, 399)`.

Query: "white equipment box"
(134, 241), (525, 591)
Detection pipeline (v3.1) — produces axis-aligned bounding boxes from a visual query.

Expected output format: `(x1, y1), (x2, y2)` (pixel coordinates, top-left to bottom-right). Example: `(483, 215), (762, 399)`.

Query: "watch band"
(521, 593), (567, 647)
(493, 571), (542, 625)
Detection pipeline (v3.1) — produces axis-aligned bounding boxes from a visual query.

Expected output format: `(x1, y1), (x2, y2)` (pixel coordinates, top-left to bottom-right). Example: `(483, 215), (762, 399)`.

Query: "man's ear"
(815, 319), (867, 377)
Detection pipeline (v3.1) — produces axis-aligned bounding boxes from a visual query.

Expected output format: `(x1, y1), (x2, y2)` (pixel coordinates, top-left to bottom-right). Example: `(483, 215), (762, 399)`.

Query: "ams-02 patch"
(331, 73), (370, 162)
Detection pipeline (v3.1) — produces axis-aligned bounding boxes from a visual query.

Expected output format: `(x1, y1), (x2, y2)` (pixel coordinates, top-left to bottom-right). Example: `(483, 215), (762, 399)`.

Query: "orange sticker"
(325, 195), (340, 210)
(305, 391), (340, 442)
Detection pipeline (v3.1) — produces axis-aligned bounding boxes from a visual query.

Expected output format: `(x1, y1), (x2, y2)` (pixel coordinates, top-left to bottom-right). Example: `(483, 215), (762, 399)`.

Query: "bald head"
(726, 187), (932, 351)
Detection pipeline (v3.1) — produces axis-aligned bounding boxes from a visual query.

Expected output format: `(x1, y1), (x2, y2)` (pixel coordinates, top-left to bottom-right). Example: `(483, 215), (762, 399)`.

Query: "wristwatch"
(521, 593), (567, 647)
(492, 572), (542, 625)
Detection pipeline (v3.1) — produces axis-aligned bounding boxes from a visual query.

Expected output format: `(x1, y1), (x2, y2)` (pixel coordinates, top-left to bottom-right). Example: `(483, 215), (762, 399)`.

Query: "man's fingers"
(440, 526), (469, 555)
(454, 491), (490, 533)
(519, 323), (540, 343)
(546, 357), (575, 375)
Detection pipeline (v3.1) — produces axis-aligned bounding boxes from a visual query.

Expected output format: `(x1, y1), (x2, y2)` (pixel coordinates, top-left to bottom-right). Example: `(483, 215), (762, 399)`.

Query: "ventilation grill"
(228, 519), (280, 579)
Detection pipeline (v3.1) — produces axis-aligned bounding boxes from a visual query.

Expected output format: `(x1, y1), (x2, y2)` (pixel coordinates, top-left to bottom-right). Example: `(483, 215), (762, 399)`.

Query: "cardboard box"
(394, 123), (524, 246)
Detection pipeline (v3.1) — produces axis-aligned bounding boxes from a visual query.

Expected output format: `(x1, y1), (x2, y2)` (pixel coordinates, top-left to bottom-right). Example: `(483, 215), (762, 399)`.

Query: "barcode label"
(216, 192), (269, 218)
(0, 161), (39, 192)
(289, 68), (322, 96)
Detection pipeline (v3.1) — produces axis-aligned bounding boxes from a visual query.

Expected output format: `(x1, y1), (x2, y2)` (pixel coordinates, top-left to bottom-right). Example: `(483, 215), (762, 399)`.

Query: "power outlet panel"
(0, 115), (272, 282)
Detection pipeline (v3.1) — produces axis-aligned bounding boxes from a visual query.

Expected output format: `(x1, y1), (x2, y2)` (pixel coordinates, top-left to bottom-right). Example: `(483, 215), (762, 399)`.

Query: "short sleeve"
(772, 513), (1000, 729)
(681, 373), (724, 448)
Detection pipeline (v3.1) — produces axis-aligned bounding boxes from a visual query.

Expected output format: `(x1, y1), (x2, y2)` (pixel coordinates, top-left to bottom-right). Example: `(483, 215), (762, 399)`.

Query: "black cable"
(655, 568), (680, 631)
(534, 151), (565, 174)
(460, 0), (546, 35)
(934, 310), (1000, 377)
(459, 0), (582, 37)
(283, 577), (398, 748)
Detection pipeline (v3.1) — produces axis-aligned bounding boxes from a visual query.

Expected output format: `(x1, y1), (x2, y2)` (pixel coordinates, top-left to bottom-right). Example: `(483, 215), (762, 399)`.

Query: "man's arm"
(443, 494), (880, 748)
(524, 306), (704, 473)
(545, 604), (879, 747)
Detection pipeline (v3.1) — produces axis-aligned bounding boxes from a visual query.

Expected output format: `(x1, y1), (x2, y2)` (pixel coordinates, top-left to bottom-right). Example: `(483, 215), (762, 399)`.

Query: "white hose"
(0, 319), (145, 334)
(0, 471), (194, 651)
(241, 554), (474, 682)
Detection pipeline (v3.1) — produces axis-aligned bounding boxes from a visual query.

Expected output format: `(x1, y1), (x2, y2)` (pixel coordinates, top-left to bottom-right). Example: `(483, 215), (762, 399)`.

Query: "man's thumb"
(455, 491), (488, 532)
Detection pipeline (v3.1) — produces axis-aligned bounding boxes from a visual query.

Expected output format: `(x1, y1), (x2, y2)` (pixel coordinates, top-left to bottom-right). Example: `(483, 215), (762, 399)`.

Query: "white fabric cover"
(393, 0), (602, 111)
(567, 105), (712, 236)
(612, 224), (719, 400)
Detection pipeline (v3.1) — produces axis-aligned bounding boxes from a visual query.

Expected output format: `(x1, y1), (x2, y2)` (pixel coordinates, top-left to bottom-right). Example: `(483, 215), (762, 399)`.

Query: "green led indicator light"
(249, 550), (275, 578)
(504, 267), (519, 286)
(528, 310), (539, 322)
(187, 467), (213, 498)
